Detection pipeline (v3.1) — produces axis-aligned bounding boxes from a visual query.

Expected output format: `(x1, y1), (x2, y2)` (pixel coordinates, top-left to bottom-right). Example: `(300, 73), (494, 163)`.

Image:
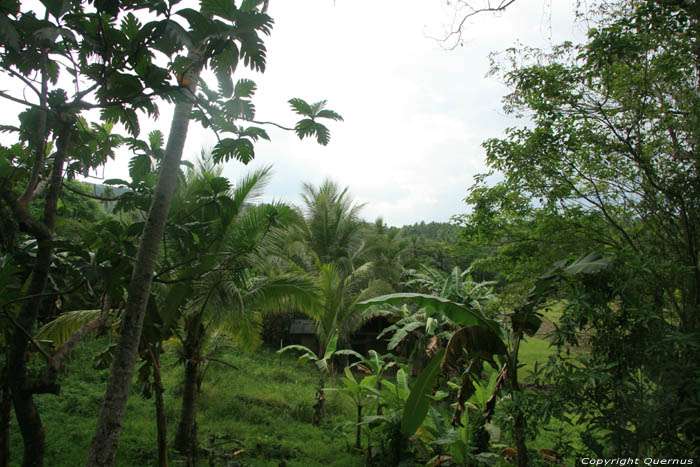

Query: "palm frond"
(35, 309), (103, 348)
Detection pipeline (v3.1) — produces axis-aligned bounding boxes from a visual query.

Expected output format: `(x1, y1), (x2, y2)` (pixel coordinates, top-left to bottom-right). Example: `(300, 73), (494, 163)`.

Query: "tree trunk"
(513, 410), (528, 467)
(7, 120), (71, 467)
(510, 338), (528, 467)
(0, 358), (11, 467)
(85, 52), (203, 467)
(174, 319), (205, 466)
(149, 345), (168, 467)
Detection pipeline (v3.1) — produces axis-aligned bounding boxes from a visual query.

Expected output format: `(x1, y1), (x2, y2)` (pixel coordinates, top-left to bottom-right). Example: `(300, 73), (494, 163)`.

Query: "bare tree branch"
(437, 0), (518, 49)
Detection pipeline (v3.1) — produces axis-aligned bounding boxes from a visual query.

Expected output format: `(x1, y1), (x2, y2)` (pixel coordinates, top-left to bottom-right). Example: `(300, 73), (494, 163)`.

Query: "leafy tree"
(0, 1), (341, 465)
(400, 222), (472, 272)
(283, 181), (387, 355)
(459, 0), (700, 456)
(361, 264), (496, 378)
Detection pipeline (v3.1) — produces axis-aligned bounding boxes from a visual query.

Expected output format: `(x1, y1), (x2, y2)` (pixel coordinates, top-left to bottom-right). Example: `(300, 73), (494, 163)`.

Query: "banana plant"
(324, 365), (376, 449)
(350, 350), (396, 401)
(278, 328), (362, 425)
(358, 252), (611, 467)
(424, 372), (500, 466)
(356, 349), (446, 464)
(327, 350), (396, 449)
(278, 328), (362, 379)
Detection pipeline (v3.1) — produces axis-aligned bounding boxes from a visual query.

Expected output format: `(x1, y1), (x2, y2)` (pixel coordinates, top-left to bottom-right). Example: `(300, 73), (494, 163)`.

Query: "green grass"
(9, 337), (361, 466)
(518, 336), (554, 375)
(8, 307), (588, 466)
(515, 308), (587, 465)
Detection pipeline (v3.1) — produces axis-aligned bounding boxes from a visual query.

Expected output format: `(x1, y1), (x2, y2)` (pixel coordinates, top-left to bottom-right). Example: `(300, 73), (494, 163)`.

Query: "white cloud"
(71, 0), (585, 227)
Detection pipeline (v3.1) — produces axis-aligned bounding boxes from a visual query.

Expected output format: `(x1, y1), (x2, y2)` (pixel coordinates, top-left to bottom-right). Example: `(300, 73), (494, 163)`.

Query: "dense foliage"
(458, 0), (700, 458)
(1, 0), (698, 465)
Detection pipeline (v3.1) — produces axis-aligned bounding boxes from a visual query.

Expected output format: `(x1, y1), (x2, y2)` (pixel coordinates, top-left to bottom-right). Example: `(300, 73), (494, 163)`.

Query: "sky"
(5, 0), (589, 227)
(208, 0), (588, 227)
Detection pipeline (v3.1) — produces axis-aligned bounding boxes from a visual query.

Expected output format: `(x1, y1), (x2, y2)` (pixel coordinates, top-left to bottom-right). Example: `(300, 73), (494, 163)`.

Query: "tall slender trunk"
(174, 318), (205, 466)
(85, 50), (203, 467)
(149, 345), (168, 467)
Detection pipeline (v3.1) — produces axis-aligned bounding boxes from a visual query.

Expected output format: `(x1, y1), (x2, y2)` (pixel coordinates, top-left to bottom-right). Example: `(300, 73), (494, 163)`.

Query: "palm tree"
(297, 179), (367, 272)
(364, 218), (407, 289)
(149, 161), (317, 464)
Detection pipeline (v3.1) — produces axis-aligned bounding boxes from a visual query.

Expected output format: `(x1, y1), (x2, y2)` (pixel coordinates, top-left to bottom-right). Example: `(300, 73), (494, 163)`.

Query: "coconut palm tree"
(296, 179), (368, 272)
(152, 160), (317, 464)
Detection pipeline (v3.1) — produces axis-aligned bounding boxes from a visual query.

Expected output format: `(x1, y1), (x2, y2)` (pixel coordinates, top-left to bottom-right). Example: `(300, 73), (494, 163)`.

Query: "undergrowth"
(8, 336), (361, 466)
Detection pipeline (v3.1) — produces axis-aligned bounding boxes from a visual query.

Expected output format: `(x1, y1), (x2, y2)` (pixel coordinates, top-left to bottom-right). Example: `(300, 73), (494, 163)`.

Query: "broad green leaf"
(103, 178), (130, 186)
(387, 320), (423, 350)
(396, 368), (409, 398)
(400, 348), (446, 436)
(316, 357), (329, 374)
(224, 97), (255, 120)
(148, 130), (164, 150)
(563, 252), (612, 275)
(161, 283), (192, 333)
(212, 138), (255, 164)
(239, 126), (269, 141)
(40, 0), (70, 18)
(201, 0), (237, 20)
(128, 153), (153, 180)
(93, 344), (117, 370)
(234, 78), (257, 98)
(120, 12), (141, 39)
(175, 9), (217, 43)
(161, 19), (192, 53)
(316, 109), (343, 121)
(209, 176), (230, 194)
(511, 310), (542, 337)
(0, 16), (19, 50)
(334, 349), (364, 361)
(323, 329), (339, 360)
(212, 42), (240, 98)
(102, 105), (140, 136)
(343, 365), (356, 384)
(313, 123), (330, 146)
(426, 316), (437, 335)
(240, 0), (265, 12)
(288, 98), (313, 116)
(357, 293), (502, 338)
(238, 28), (267, 72)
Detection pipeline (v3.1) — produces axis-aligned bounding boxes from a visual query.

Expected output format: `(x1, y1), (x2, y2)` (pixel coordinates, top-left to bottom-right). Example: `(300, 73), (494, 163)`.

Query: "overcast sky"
(210, 0), (588, 227)
(8, 0), (589, 227)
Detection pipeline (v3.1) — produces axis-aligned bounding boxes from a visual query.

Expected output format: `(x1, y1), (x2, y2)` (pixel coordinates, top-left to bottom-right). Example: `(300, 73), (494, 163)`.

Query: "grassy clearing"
(518, 336), (554, 375)
(8, 304), (585, 466)
(9, 337), (361, 466)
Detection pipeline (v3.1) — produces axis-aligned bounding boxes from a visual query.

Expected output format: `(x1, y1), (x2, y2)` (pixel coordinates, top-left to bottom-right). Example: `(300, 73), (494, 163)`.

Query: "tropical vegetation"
(1, 0), (698, 466)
